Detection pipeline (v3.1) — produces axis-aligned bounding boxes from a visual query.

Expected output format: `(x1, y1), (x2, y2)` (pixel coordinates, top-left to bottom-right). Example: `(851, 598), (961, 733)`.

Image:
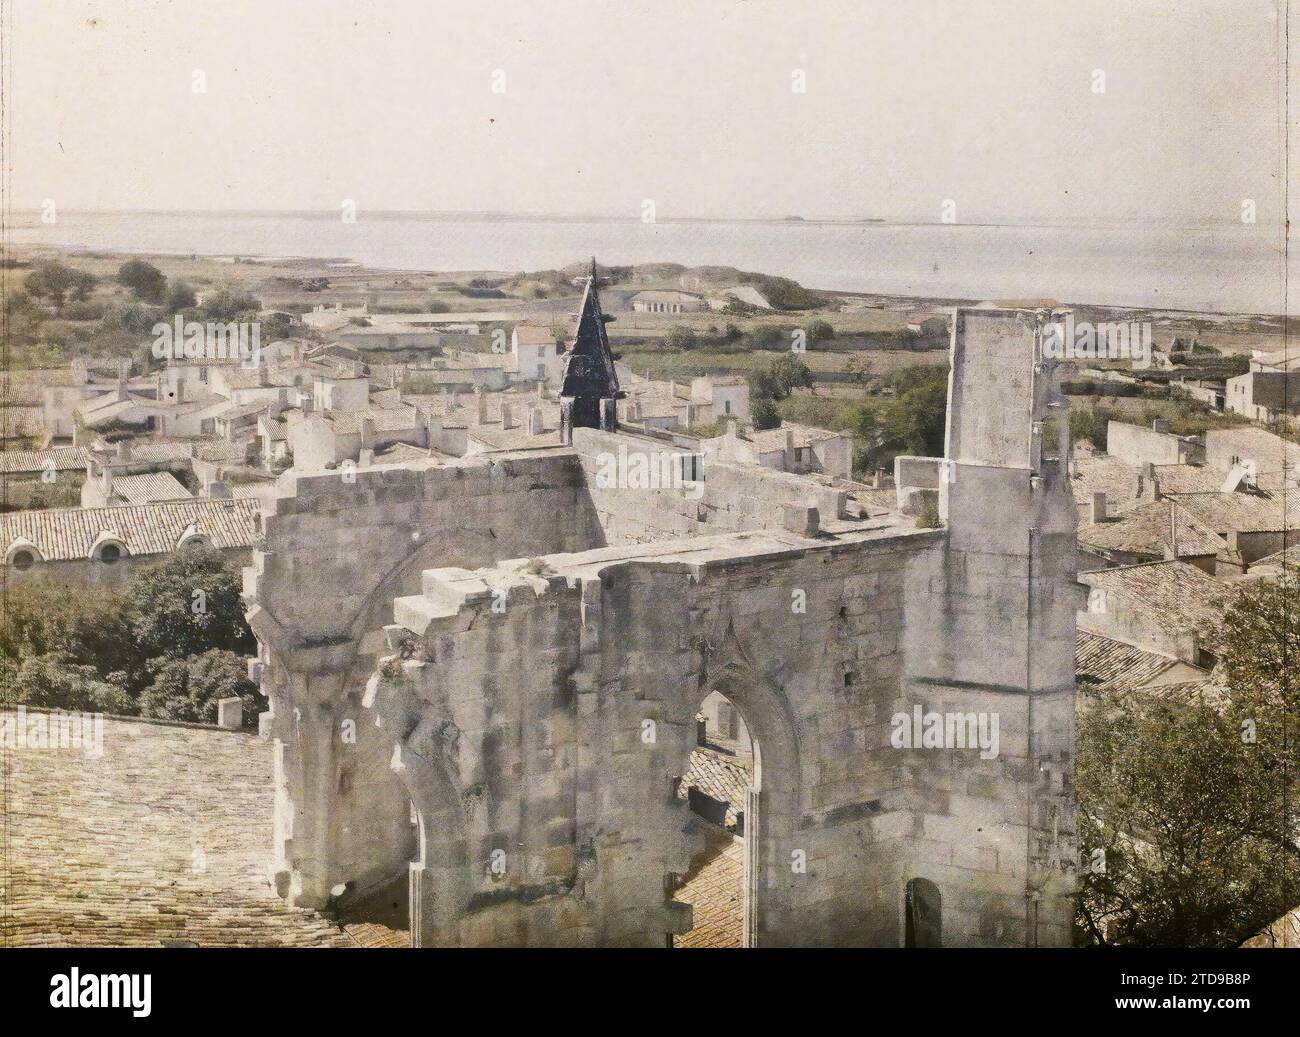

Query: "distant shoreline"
(3, 208), (1264, 232)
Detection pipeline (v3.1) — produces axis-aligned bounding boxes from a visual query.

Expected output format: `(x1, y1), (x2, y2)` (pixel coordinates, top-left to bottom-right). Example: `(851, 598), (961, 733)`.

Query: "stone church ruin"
(246, 277), (1080, 946)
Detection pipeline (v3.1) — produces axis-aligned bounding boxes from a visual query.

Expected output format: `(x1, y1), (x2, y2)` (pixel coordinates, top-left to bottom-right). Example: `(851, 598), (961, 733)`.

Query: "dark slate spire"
(560, 257), (621, 438)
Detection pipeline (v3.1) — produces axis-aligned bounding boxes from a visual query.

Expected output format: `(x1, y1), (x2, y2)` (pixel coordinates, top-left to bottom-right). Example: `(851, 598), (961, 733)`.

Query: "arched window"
(89, 532), (129, 566)
(904, 878), (942, 947)
(5, 537), (45, 571)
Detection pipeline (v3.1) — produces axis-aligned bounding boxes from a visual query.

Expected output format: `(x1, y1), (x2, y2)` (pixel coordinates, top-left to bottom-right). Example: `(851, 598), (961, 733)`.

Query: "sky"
(7, 0), (1296, 225)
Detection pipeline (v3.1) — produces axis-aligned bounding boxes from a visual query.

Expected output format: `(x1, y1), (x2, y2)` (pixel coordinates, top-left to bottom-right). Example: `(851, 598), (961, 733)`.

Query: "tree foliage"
(1076, 571), (1299, 946)
(118, 259), (167, 304)
(125, 545), (257, 664)
(138, 649), (261, 725)
(0, 548), (259, 724)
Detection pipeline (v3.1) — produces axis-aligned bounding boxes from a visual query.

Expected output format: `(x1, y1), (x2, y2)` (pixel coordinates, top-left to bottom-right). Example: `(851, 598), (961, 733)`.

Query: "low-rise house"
(618, 375), (750, 430)
(630, 290), (706, 314)
(906, 314), (949, 337)
(1, 497), (261, 586)
(1077, 497), (1227, 573)
(0, 446), (91, 510)
(1078, 560), (1231, 669)
(81, 470), (193, 508)
(1225, 364), (1300, 423)
(259, 415), (290, 469)
(1163, 490), (1300, 569)
(511, 323), (567, 387)
(1075, 630), (1211, 694)
(1106, 419), (1202, 466)
(1204, 426), (1300, 493)
(707, 420), (852, 479)
(1178, 378), (1226, 412)
(285, 404), (435, 470)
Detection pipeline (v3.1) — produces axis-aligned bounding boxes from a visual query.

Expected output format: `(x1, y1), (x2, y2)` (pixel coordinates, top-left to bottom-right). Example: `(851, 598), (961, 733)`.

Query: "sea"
(7, 210), (1294, 316)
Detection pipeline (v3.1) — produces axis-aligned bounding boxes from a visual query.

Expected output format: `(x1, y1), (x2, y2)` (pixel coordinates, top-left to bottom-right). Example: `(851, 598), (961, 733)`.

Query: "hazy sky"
(9, 0), (1295, 224)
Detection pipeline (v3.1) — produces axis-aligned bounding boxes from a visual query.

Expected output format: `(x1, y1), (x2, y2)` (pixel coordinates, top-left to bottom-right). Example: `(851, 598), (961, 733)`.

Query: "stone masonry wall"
(245, 449), (604, 908)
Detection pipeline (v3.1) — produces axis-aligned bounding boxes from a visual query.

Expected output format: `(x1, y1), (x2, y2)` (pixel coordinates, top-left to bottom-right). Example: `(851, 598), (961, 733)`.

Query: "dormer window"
(89, 531), (129, 565)
(5, 537), (45, 570)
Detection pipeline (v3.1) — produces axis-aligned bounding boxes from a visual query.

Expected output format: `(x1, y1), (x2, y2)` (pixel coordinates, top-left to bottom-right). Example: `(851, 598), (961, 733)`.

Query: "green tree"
(138, 649), (264, 726)
(198, 288), (259, 322)
(165, 280), (197, 311)
(1077, 571), (1299, 947)
(747, 325), (785, 352)
(751, 398), (781, 430)
(24, 261), (92, 313)
(0, 653), (131, 713)
(118, 259), (167, 304)
(867, 365), (949, 458)
(752, 355), (814, 402)
(0, 574), (137, 675)
(807, 319), (835, 343)
(125, 546), (256, 665)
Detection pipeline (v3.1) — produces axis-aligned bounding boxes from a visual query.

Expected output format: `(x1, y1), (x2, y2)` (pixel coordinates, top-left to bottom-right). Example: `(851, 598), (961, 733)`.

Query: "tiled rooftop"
(1080, 561), (1231, 647)
(1075, 631), (1182, 691)
(1078, 498), (1227, 558)
(0, 498), (260, 561)
(0, 447), (90, 475)
(0, 712), (356, 947)
(109, 471), (193, 506)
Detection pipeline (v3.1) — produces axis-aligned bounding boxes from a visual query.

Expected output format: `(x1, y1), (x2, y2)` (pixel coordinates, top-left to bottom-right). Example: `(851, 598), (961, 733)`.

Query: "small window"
(724, 400), (731, 414)
(676, 453), (705, 483)
(98, 544), (122, 565)
(11, 550), (35, 571)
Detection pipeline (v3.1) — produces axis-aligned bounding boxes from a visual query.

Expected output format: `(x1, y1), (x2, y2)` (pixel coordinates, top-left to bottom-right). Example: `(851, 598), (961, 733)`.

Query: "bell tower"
(560, 257), (622, 441)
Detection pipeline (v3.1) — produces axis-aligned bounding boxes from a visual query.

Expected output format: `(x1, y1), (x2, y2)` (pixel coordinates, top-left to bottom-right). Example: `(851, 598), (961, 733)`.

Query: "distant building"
(906, 314), (949, 336)
(1, 497), (260, 587)
(707, 420), (851, 479)
(511, 322), (567, 388)
(1225, 369), (1300, 423)
(630, 290), (706, 314)
(1106, 420), (1202, 467)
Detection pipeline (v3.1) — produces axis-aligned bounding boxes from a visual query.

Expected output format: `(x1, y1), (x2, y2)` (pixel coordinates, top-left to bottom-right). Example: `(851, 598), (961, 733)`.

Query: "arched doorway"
(670, 688), (760, 948)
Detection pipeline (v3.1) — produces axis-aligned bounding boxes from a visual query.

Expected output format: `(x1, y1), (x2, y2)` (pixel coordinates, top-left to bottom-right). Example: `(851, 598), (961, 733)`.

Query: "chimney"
(871, 468), (882, 489)
(359, 416), (375, 449)
(784, 429), (795, 467)
(476, 389), (487, 425)
(1089, 491), (1107, 524)
(115, 440), (131, 462)
(528, 407), (543, 435)
(501, 402), (515, 430)
(536, 381), (545, 401)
